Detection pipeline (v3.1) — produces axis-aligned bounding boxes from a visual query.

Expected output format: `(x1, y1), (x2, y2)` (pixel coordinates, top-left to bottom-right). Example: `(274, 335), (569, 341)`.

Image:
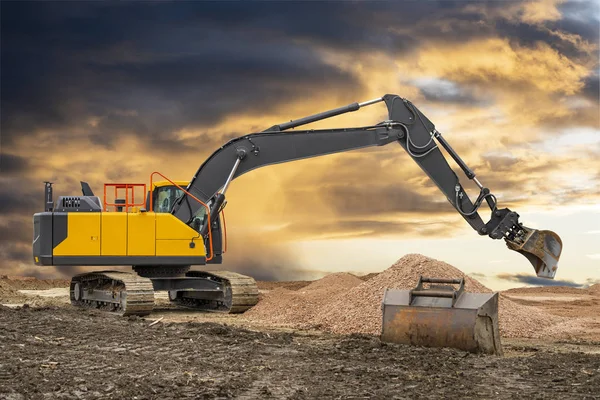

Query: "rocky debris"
(498, 295), (566, 338)
(245, 254), (572, 339)
(0, 277), (69, 306)
(0, 276), (69, 290)
(256, 280), (312, 292)
(0, 279), (27, 303)
(504, 286), (591, 295)
(244, 273), (362, 326)
(355, 272), (380, 281)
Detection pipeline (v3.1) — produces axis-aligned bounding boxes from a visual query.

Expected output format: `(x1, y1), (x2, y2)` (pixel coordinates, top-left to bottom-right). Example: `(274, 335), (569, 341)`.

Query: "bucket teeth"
(505, 228), (562, 279)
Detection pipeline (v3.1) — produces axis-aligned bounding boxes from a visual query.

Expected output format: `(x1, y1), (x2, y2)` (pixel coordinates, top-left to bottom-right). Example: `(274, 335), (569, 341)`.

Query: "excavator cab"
(147, 181), (187, 213)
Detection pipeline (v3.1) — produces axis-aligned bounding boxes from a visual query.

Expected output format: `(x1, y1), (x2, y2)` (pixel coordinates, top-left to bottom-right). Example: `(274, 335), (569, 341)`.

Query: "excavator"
(32, 94), (562, 352)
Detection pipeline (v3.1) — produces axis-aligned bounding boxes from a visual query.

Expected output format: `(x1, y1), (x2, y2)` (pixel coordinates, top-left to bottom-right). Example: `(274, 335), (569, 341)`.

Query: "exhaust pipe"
(505, 227), (563, 279)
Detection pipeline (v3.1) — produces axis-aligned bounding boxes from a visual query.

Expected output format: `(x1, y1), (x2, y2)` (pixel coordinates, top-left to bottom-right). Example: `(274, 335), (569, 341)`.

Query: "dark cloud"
(1, 2), (363, 150)
(582, 75), (599, 103)
(0, 183), (40, 214)
(4, 1), (597, 152)
(0, 219), (32, 245)
(495, 19), (598, 61)
(0, 243), (32, 265)
(0, 153), (30, 175)
(556, 1), (600, 42)
(496, 273), (585, 287)
(324, 184), (450, 217)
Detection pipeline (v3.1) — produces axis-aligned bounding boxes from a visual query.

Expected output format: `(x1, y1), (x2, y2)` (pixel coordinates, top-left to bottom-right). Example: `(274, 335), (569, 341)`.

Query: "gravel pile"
(244, 273), (363, 326)
(311, 254), (492, 335)
(245, 254), (569, 339)
(498, 295), (566, 338)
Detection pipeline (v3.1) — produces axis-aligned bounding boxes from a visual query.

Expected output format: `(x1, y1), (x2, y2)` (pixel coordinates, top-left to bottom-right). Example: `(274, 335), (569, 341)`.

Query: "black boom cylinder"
(268, 102), (360, 132)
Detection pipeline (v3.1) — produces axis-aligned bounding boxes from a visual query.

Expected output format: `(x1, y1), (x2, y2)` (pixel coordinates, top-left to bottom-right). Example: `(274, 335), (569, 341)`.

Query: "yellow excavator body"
(50, 211), (206, 260)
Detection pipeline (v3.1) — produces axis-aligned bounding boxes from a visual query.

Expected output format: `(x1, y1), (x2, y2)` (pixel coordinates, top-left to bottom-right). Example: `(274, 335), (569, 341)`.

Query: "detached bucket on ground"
(381, 277), (502, 355)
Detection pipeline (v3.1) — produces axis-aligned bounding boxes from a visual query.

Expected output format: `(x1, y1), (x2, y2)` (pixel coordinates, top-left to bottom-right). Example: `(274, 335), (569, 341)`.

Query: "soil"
(1, 255), (599, 399)
(256, 281), (312, 292)
(1, 306), (599, 400)
(245, 254), (592, 340)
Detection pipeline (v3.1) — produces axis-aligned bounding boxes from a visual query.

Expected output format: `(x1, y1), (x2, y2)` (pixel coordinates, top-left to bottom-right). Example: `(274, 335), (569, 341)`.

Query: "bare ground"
(1, 306), (599, 400)
(1, 276), (599, 399)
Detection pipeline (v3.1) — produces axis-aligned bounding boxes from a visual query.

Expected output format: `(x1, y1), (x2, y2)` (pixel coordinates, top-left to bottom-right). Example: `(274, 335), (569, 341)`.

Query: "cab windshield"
(153, 186), (184, 213)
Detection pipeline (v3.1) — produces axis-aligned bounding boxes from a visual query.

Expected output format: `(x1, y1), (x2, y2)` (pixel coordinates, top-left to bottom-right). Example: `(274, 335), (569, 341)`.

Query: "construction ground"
(1, 254), (599, 399)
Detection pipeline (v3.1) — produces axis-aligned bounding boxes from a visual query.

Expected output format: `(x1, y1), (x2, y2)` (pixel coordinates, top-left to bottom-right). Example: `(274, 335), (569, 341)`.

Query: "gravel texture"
(245, 254), (570, 339)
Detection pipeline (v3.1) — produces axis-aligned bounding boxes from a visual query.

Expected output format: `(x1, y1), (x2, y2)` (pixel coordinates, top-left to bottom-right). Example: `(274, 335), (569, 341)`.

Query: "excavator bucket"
(505, 228), (562, 279)
(381, 277), (502, 355)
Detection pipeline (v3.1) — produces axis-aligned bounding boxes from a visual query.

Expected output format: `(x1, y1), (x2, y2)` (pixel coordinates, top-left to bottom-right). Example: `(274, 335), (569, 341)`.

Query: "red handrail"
(103, 183), (146, 212)
(149, 172), (214, 262)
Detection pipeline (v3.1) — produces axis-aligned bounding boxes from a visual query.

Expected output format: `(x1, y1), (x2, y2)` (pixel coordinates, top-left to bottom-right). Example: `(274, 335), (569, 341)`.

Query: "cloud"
(0, 178), (40, 214)
(468, 272), (487, 279)
(0, 153), (31, 175)
(411, 78), (484, 105)
(496, 272), (585, 287)
(582, 75), (599, 102)
(1, 1), (599, 280)
(414, 39), (590, 95)
(1, 3), (364, 150)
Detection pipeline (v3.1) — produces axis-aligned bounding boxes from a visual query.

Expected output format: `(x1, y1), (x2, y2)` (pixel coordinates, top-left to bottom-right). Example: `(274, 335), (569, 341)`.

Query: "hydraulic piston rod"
(266, 97), (384, 132)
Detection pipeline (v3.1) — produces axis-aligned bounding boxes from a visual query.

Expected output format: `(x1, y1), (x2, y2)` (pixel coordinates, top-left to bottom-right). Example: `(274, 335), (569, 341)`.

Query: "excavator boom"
(172, 94), (562, 278)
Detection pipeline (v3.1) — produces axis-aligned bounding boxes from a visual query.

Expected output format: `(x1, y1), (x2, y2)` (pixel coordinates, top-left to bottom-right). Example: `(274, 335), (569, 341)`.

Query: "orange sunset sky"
(1, 1), (599, 289)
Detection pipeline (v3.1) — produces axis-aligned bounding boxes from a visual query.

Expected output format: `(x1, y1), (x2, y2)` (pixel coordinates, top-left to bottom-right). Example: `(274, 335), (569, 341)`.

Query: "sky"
(1, 1), (599, 290)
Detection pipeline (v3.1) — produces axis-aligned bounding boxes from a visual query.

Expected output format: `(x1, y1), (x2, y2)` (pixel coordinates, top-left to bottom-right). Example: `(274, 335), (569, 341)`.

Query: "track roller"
(70, 271), (154, 316)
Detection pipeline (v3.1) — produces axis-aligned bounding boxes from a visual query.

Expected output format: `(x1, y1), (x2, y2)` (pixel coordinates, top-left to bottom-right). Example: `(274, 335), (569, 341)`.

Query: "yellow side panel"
(101, 213), (127, 256)
(127, 212), (156, 256)
(53, 213), (100, 256)
(155, 213), (206, 257)
(156, 214), (202, 240)
(156, 240), (204, 257)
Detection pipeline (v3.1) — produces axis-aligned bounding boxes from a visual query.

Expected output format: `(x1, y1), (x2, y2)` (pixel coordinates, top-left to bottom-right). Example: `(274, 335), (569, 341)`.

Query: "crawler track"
(70, 271), (154, 316)
(172, 271), (259, 313)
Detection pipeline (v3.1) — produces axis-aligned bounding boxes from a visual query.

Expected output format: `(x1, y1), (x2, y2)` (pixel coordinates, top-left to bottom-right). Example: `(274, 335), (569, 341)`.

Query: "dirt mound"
(356, 272), (380, 281)
(246, 254), (571, 339)
(244, 272), (363, 326)
(311, 254), (491, 335)
(498, 295), (567, 338)
(1, 276), (70, 290)
(0, 279), (25, 303)
(504, 286), (589, 296)
(301, 272), (363, 292)
(0, 277), (70, 306)
(589, 284), (600, 294)
(257, 280), (312, 291)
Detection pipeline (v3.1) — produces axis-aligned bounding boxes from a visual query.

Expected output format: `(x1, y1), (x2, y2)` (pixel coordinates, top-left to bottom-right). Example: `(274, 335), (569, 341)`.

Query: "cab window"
(153, 186), (184, 213)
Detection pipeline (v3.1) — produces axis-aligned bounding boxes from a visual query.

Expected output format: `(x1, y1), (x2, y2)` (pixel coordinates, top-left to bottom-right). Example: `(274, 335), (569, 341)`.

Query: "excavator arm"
(171, 94), (562, 278)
